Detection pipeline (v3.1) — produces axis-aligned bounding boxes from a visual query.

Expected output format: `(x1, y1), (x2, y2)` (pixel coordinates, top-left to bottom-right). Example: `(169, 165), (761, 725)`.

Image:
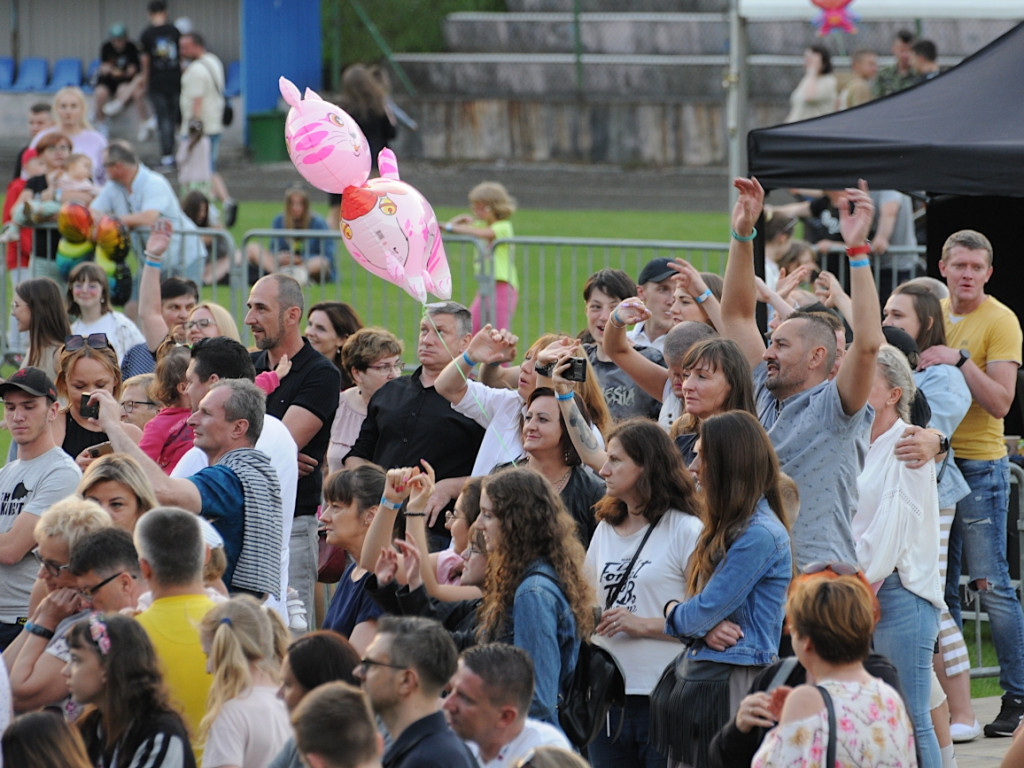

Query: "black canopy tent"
(748, 21), (1024, 434)
(747, 20), (1024, 195)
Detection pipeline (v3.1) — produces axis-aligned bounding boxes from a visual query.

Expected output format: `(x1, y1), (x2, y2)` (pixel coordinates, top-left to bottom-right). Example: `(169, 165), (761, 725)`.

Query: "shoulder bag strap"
(816, 684), (837, 768)
(195, 56), (224, 96)
(604, 516), (659, 610)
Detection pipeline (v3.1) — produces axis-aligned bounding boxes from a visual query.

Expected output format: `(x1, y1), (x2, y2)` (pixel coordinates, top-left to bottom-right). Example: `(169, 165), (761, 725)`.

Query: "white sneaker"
(950, 719), (981, 742)
(137, 116), (156, 142)
(102, 99), (124, 117)
(0, 223), (19, 244)
(285, 587), (309, 631)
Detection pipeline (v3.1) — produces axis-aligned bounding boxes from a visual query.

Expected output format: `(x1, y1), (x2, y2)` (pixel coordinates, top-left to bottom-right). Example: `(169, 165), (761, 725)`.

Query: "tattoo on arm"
(568, 408), (599, 451)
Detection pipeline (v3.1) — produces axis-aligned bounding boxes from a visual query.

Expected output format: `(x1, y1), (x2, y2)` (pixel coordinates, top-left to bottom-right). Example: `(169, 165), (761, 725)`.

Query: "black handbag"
(196, 57), (233, 127)
(556, 518), (659, 748)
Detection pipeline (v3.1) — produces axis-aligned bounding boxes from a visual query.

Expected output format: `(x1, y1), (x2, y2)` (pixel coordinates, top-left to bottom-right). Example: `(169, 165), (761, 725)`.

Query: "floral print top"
(751, 677), (917, 768)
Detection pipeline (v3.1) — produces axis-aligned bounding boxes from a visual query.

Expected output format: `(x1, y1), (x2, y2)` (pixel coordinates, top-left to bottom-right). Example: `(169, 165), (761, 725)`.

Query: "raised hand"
(775, 264), (813, 301)
(374, 545), (399, 586)
(612, 298), (650, 326)
(668, 260), (709, 298)
(731, 177), (765, 238)
(466, 324), (518, 366)
(838, 179), (874, 248)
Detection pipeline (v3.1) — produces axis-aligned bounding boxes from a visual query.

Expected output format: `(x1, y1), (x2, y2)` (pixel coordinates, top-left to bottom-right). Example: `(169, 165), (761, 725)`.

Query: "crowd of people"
(0, 168), (1020, 768)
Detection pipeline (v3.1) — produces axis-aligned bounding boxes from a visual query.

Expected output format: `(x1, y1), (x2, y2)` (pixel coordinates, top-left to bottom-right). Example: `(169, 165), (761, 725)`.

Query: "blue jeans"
(944, 456), (1024, 695)
(589, 695), (666, 768)
(874, 573), (940, 768)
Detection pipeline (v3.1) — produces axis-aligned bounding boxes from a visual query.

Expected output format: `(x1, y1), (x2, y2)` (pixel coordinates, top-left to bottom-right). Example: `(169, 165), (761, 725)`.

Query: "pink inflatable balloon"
(279, 76), (371, 194)
(341, 152), (452, 303)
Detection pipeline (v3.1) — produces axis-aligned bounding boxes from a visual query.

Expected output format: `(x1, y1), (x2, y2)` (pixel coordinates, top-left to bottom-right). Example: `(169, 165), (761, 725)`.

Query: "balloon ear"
(279, 77), (301, 107)
(377, 148), (400, 180)
(303, 87), (323, 102)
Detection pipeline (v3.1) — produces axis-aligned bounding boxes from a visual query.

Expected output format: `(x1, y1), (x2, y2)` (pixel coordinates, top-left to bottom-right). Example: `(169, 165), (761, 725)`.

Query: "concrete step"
(444, 13), (729, 55)
(506, 0), (726, 12)
(392, 52), (811, 99)
(441, 13), (1017, 58)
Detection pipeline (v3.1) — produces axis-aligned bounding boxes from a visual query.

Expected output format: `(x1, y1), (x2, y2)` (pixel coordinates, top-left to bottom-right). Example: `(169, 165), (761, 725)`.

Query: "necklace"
(554, 467), (571, 492)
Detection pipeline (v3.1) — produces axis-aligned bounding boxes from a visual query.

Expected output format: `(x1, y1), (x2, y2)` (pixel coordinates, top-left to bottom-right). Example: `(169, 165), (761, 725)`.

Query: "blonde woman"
(199, 596), (291, 768)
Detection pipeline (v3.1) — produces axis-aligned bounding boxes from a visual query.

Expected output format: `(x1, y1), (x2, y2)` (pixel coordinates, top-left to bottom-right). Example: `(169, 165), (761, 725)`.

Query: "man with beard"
(246, 273), (339, 629)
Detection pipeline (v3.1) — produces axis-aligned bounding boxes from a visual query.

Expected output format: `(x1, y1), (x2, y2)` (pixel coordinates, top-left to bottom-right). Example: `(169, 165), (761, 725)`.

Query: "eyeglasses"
(366, 362), (403, 374)
(78, 571), (125, 598)
(357, 657), (408, 674)
(32, 548), (71, 578)
(185, 318), (215, 332)
(45, 144), (72, 152)
(121, 399), (157, 414)
(802, 561), (860, 577)
(462, 546), (482, 558)
(65, 333), (110, 352)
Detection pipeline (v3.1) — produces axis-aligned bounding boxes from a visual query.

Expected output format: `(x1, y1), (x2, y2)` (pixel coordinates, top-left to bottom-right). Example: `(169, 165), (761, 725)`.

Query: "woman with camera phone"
(434, 327), (609, 479)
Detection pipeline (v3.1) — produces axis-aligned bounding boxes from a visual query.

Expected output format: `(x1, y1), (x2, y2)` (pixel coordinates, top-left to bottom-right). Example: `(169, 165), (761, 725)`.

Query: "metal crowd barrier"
(1, 223), (236, 357)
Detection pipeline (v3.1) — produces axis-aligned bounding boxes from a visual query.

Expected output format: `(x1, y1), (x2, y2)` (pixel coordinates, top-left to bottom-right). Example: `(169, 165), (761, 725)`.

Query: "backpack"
(558, 637), (627, 748)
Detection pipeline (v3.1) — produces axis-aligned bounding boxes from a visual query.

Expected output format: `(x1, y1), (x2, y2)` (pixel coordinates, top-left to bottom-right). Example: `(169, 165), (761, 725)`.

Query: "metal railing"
(2, 224), (237, 357)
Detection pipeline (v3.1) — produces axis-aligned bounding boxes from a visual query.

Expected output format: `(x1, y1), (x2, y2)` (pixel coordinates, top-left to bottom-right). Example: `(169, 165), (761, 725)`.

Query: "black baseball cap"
(0, 367), (58, 402)
(637, 258), (675, 285)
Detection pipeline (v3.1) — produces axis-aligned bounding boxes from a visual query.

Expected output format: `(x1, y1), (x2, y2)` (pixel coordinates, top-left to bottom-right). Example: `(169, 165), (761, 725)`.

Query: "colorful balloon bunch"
(279, 77), (452, 303)
(57, 203), (132, 303)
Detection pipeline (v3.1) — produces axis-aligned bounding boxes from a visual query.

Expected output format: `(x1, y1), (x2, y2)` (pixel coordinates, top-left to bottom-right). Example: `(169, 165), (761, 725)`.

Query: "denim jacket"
(665, 499), (792, 666)
(498, 559), (579, 727)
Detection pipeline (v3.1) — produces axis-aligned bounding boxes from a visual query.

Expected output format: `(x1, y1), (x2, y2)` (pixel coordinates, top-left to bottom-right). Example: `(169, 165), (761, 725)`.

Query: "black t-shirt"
(139, 23), (180, 90)
(252, 339), (340, 517)
(99, 40), (141, 83)
(583, 342), (666, 422)
(345, 368), (485, 536)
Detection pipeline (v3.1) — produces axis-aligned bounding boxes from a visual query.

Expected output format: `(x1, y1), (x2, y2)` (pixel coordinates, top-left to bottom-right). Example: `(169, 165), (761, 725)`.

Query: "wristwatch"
(534, 362), (554, 378)
(938, 434), (950, 454)
(956, 349), (970, 368)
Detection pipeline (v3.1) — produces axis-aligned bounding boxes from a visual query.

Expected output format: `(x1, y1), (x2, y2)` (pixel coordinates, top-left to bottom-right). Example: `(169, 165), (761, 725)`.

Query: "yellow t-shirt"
(942, 295), (1023, 460)
(136, 593), (217, 759)
(479, 218), (518, 291)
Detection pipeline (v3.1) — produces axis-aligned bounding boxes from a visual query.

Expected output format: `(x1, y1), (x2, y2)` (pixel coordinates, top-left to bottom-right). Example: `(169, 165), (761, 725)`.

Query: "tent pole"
(726, 0), (749, 203)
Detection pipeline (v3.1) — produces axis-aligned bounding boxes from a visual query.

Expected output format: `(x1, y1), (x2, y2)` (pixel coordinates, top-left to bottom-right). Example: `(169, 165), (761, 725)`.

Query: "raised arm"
(92, 389), (202, 511)
(434, 325), (517, 406)
(138, 218), (172, 350)
(720, 177), (769, 370)
(834, 182), (884, 416)
(602, 299), (669, 401)
(669, 260), (723, 332)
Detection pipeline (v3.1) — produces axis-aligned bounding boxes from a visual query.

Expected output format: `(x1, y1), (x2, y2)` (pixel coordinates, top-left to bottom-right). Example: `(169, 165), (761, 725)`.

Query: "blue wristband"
(694, 288), (713, 304)
(144, 259), (162, 269)
(731, 227), (758, 242)
(849, 258), (871, 268)
(461, 351), (477, 367)
(556, 391), (575, 401)
(379, 495), (402, 511)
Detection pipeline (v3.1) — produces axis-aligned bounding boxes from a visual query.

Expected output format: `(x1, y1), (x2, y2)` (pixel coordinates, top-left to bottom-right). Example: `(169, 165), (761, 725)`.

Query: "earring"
(564, 449), (572, 464)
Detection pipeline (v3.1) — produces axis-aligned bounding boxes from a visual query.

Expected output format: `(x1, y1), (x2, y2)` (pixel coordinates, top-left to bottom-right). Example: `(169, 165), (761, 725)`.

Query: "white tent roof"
(738, 0), (1022, 20)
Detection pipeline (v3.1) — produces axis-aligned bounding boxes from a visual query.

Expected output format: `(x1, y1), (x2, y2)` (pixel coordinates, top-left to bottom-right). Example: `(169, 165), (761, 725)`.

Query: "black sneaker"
(984, 693), (1024, 737)
(223, 199), (238, 229)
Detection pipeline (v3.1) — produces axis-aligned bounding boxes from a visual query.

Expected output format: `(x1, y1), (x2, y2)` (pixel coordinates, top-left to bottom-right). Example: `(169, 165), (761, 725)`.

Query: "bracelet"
(445, 222), (453, 233)
(694, 288), (713, 304)
(845, 243), (871, 256)
(379, 496), (402, 511)
(461, 351), (477, 367)
(609, 309), (626, 328)
(849, 259), (871, 269)
(663, 600), (679, 619)
(556, 390), (574, 401)
(731, 227), (757, 242)
(144, 259), (162, 269)
(404, 512), (426, 517)
(534, 362), (554, 378)
(23, 621), (54, 640)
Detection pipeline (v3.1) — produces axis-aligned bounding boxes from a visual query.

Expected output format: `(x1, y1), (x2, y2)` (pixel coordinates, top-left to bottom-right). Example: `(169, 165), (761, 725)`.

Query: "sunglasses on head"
(64, 333), (110, 352)
(802, 561), (860, 577)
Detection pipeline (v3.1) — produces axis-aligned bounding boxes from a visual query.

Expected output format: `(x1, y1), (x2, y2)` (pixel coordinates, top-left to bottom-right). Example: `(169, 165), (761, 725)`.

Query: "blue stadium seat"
(81, 59), (100, 93)
(46, 58), (82, 92)
(10, 58), (48, 92)
(224, 60), (241, 97)
(0, 57), (14, 91)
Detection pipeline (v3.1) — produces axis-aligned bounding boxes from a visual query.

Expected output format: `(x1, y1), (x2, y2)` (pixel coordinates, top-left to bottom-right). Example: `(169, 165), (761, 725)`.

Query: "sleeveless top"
(62, 410), (109, 460)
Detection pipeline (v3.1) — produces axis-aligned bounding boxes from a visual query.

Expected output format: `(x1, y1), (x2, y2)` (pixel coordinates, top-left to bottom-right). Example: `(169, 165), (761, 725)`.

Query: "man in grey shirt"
(720, 179), (883, 568)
